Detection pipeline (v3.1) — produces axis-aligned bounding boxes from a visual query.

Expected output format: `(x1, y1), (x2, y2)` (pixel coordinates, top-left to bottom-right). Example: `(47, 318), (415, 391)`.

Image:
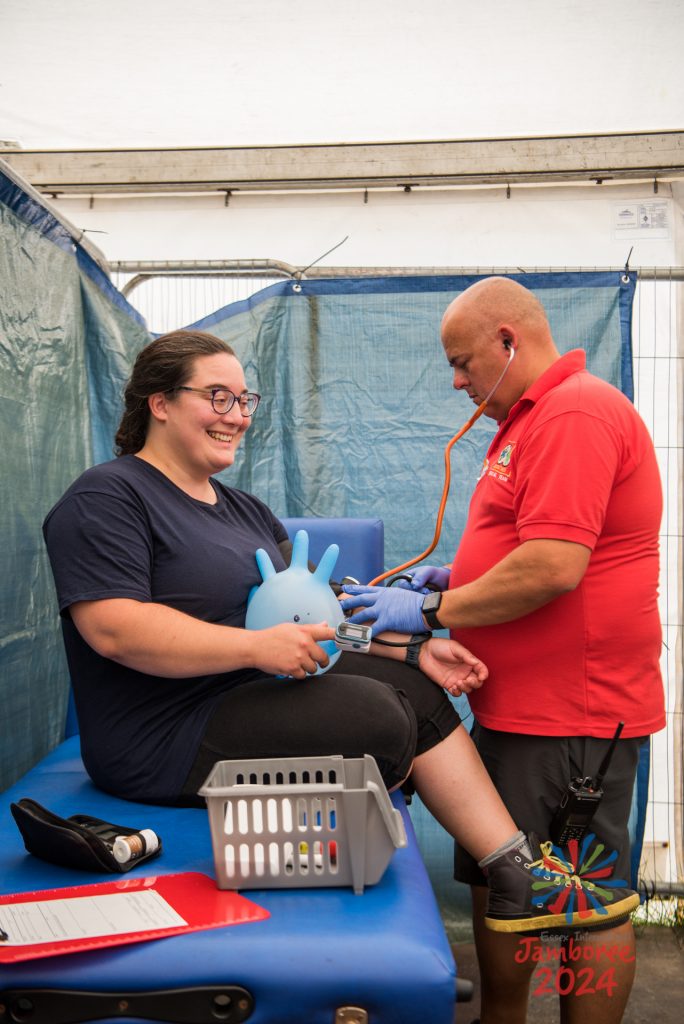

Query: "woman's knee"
(351, 675), (415, 742)
(323, 673), (418, 787)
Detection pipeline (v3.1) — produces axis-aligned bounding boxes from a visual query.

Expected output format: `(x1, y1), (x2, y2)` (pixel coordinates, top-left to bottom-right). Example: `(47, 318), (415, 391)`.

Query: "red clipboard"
(0, 871), (269, 963)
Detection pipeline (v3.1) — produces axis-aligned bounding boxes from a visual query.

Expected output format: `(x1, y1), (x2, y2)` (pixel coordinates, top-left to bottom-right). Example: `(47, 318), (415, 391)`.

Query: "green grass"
(633, 896), (684, 931)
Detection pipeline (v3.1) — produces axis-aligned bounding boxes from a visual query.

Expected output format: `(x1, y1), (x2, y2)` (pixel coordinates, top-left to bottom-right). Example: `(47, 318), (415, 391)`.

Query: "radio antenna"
(594, 722), (625, 789)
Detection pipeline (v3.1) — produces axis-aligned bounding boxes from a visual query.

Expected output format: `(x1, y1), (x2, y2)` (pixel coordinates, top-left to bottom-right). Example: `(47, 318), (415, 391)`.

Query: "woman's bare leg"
(410, 726), (518, 860)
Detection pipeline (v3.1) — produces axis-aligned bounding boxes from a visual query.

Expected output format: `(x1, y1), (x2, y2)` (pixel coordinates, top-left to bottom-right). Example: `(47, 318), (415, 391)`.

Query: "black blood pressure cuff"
(10, 798), (162, 874)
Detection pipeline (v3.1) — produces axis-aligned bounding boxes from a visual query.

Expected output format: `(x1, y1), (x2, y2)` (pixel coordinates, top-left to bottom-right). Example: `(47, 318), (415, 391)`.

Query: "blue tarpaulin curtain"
(1, 160), (645, 893)
(0, 165), (149, 790)
(191, 273), (635, 575)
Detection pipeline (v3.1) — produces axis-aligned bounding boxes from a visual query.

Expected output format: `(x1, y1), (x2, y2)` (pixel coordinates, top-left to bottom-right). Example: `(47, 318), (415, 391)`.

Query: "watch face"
(421, 590), (443, 628)
(423, 592), (442, 612)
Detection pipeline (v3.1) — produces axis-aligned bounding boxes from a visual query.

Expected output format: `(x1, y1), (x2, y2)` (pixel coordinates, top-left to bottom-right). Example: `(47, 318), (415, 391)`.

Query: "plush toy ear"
(255, 548), (277, 582)
(290, 529), (310, 569)
(313, 543), (339, 584)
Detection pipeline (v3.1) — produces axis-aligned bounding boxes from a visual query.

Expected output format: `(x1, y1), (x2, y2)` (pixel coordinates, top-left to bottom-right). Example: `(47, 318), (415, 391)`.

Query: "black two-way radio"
(549, 722), (624, 846)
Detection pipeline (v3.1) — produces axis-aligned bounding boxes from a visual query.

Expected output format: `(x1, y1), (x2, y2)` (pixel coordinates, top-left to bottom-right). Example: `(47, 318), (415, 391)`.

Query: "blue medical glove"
(393, 565), (451, 594)
(339, 584), (426, 636)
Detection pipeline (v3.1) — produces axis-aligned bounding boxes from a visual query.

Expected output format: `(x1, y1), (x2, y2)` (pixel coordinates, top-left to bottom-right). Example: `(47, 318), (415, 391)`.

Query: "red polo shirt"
(450, 350), (665, 738)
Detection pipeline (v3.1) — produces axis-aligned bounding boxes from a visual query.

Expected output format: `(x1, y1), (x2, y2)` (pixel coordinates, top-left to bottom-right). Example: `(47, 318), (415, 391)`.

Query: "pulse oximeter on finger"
(334, 621), (372, 653)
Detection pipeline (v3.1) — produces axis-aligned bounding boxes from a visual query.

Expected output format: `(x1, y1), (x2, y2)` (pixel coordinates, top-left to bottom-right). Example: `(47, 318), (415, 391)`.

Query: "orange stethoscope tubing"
(367, 398), (488, 586)
(367, 345), (515, 587)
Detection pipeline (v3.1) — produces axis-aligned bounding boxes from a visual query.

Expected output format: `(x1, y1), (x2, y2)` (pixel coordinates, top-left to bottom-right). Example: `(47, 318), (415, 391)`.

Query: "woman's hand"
(416, 637), (488, 697)
(254, 622), (337, 679)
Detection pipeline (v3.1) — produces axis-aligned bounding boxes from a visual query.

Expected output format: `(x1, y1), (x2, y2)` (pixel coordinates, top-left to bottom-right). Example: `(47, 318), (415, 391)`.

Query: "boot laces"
(529, 841), (586, 890)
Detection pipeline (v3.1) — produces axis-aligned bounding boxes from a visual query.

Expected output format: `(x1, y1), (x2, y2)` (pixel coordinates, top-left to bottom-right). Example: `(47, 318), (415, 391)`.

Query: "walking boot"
(483, 832), (639, 934)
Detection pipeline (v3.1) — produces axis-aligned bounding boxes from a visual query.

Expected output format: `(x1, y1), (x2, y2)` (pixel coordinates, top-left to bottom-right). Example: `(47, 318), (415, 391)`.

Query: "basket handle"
(367, 781), (408, 848)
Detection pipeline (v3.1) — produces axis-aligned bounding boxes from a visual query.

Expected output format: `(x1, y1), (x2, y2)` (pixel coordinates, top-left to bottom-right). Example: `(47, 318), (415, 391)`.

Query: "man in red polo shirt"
(341, 277), (665, 1024)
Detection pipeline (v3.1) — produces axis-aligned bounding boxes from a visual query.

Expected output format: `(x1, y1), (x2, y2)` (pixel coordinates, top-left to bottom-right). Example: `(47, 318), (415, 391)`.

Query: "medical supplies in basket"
(200, 754), (407, 894)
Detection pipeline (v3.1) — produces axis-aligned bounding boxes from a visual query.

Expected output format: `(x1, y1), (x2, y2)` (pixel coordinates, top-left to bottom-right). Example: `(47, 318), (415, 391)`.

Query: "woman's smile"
(207, 429), (236, 444)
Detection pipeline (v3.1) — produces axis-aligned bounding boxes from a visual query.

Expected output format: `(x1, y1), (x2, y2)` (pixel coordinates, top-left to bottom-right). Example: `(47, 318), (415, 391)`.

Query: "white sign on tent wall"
(613, 200), (671, 239)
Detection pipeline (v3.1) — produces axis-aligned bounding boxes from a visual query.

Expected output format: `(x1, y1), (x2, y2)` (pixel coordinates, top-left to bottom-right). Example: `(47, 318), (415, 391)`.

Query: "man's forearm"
(436, 539), (591, 630)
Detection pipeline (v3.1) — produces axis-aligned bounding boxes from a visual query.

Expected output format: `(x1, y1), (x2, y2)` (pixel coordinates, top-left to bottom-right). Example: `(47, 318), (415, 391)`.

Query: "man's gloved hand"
(340, 584), (426, 636)
(393, 565), (451, 594)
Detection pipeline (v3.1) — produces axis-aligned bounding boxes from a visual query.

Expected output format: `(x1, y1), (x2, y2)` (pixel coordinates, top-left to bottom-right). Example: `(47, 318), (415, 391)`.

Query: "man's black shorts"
(454, 724), (646, 888)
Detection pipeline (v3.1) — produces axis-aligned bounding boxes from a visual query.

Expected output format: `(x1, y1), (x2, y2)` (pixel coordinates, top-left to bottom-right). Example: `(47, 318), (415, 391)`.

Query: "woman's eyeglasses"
(174, 386), (261, 416)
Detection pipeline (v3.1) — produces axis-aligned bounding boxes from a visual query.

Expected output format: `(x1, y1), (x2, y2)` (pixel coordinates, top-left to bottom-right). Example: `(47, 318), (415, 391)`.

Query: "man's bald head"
(440, 277), (560, 421)
(442, 277), (549, 338)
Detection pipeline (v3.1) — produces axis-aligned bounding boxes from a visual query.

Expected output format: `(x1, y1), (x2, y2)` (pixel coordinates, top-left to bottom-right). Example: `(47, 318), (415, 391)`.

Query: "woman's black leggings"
(180, 652), (461, 805)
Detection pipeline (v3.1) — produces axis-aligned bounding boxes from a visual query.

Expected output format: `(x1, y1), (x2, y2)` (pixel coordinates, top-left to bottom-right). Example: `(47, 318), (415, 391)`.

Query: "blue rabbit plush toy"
(245, 529), (344, 675)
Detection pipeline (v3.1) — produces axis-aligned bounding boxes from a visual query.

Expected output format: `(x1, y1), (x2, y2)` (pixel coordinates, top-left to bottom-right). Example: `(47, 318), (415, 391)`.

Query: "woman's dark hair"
(115, 330), (237, 456)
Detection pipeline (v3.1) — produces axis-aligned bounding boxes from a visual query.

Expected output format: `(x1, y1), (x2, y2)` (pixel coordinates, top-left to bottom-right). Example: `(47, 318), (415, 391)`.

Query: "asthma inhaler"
(112, 828), (159, 864)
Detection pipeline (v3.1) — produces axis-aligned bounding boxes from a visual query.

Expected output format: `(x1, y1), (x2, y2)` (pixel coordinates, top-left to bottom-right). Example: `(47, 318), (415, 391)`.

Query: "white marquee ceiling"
(2, 0), (683, 151)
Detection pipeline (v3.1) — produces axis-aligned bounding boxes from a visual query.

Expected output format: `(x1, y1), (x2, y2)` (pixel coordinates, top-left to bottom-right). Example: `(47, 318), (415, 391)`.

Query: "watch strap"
(405, 633), (430, 670)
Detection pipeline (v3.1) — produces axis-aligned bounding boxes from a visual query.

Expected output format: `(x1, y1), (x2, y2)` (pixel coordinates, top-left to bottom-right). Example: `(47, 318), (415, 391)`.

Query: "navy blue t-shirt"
(42, 455), (288, 803)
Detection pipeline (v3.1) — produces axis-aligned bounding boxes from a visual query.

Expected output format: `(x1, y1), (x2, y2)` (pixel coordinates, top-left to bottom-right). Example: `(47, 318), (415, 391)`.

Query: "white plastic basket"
(199, 754), (407, 895)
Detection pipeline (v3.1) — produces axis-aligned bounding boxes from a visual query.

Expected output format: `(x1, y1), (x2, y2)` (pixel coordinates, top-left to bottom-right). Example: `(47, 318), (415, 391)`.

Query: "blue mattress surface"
(0, 737), (457, 1024)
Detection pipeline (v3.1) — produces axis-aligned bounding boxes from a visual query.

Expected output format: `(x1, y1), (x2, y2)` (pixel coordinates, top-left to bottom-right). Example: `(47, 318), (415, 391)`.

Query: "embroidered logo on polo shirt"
(488, 442), (516, 481)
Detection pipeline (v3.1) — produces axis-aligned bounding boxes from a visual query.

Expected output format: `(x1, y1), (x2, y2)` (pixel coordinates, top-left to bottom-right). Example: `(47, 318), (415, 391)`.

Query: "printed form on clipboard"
(0, 872), (269, 963)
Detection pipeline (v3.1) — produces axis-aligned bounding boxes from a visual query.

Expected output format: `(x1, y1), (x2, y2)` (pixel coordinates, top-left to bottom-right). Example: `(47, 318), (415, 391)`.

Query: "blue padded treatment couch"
(0, 517), (459, 1024)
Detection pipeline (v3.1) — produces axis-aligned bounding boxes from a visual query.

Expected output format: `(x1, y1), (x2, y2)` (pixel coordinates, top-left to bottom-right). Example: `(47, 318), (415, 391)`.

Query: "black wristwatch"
(421, 591), (444, 630)
(405, 633), (430, 670)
